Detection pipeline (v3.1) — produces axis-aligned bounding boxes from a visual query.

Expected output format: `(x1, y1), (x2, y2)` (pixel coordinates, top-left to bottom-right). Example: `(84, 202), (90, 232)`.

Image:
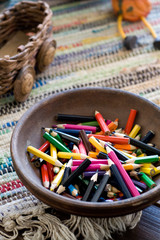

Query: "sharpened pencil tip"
(106, 146), (112, 153)
(56, 185), (66, 194)
(107, 158), (114, 166)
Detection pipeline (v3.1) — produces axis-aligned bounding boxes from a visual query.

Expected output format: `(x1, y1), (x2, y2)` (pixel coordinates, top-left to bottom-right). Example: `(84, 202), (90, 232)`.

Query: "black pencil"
(129, 137), (160, 155)
(108, 159), (132, 199)
(141, 130), (155, 143)
(54, 128), (92, 137)
(103, 142), (129, 162)
(90, 170), (110, 202)
(53, 129), (81, 145)
(96, 151), (109, 159)
(55, 113), (95, 122)
(61, 158), (73, 185)
(57, 158), (91, 194)
(82, 171), (98, 201)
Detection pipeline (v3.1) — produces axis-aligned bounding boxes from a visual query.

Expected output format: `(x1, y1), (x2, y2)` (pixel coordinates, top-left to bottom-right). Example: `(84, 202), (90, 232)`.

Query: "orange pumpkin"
(112, 0), (152, 22)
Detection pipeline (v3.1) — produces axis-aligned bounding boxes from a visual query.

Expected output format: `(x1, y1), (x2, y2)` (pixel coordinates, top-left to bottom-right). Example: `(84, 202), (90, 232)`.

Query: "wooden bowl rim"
(11, 87), (160, 217)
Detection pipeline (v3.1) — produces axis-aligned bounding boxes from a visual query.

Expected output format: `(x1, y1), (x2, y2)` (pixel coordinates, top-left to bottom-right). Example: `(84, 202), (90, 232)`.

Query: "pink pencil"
(78, 140), (87, 155)
(106, 146), (140, 197)
(72, 144), (80, 153)
(56, 124), (97, 133)
(72, 159), (108, 166)
(71, 164), (109, 172)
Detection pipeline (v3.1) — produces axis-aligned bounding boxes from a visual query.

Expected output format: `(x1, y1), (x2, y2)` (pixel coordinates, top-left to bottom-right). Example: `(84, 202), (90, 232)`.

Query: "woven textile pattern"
(0, 0), (160, 238)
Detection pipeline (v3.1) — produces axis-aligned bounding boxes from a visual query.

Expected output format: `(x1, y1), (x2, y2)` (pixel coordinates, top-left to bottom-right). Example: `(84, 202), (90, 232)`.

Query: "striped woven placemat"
(0, 0), (160, 239)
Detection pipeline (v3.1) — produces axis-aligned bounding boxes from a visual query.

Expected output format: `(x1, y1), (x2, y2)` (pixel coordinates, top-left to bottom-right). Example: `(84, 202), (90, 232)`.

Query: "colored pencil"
(71, 164), (109, 172)
(108, 159), (132, 199)
(80, 121), (99, 126)
(125, 155), (159, 164)
(54, 128), (92, 136)
(95, 111), (110, 135)
(107, 118), (118, 132)
(27, 146), (63, 167)
(72, 159), (108, 166)
(122, 163), (142, 171)
(88, 134), (129, 144)
(83, 171), (106, 178)
(141, 130), (155, 143)
(129, 137), (160, 155)
(96, 151), (109, 159)
(100, 141), (129, 162)
(61, 158), (73, 184)
(68, 185), (79, 197)
(78, 140), (87, 155)
(56, 124), (97, 133)
(57, 152), (88, 160)
(89, 136), (107, 153)
(82, 171), (98, 201)
(55, 113), (95, 122)
(124, 109), (137, 135)
(79, 130), (93, 153)
(90, 170), (110, 202)
(72, 144), (80, 153)
(31, 141), (50, 162)
(129, 124), (141, 138)
(50, 164), (66, 191)
(43, 128), (64, 144)
(57, 158), (91, 194)
(106, 146), (140, 197)
(43, 132), (72, 153)
(113, 144), (137, 151)
(41, 164), (50, 189)
(45, 128), (80, 145)
(139, 172), (156, 188)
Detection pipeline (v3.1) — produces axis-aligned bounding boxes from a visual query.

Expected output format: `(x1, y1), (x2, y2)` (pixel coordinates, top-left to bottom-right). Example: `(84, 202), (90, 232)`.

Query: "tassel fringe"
(0, 208), (142, 240)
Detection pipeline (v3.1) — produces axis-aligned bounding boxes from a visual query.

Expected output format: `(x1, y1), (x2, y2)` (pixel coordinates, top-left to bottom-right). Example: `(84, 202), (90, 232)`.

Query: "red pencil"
(31, 141), (50, 161)
(124, 109), (137, 135)
(41, 164), (50, 189)
(87, 134), (129, 144)
(95, 111), (110, 135)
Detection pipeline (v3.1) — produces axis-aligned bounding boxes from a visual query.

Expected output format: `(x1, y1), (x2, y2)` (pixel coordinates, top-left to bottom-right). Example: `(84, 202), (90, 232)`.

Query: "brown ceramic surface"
(11, 88), (160, 217)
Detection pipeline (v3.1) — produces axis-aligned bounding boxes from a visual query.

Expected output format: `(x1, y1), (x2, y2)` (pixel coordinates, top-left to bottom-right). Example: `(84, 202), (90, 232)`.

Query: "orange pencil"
(123, 163), (142, 171)
(107, 118), (119, 132)
(113, 144), (137, 151)
(95, 111), (110, 135)
(124, 109), (137, 135)
(88, 151), (98, 158)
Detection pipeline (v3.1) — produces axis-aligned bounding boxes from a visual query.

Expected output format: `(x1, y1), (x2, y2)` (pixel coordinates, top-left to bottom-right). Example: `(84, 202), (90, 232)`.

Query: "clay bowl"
(11, 88), (160, 217)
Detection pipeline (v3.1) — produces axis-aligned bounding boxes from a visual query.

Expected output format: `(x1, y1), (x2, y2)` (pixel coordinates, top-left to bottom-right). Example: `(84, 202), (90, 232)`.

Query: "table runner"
(0, 0), (160, 239)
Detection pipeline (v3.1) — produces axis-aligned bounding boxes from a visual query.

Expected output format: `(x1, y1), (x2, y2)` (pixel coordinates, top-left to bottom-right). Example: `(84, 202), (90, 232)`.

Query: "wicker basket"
(0, 1), (56, 102)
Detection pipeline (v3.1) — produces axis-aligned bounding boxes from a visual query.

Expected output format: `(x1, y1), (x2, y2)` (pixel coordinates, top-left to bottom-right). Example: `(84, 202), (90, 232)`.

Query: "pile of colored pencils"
(27, 109), (160, 202)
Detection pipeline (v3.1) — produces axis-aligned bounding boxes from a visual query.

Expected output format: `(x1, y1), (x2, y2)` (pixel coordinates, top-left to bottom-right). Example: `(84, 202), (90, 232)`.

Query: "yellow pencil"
(50, 143), (57, 159)
(129, 124), (141, 138)
(27, 146), (63, 167)
(50, 164), (66, 191)
(57, 152), (88, 160)
(89, 136), (107, 153)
